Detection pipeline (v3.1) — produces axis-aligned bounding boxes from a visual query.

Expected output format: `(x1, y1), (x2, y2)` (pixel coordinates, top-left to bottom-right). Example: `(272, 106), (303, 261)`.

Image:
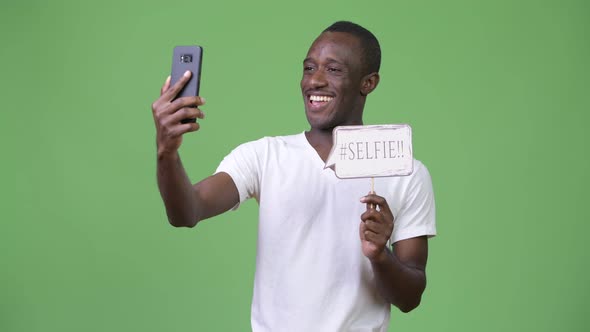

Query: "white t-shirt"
(215, 133), (436, 332)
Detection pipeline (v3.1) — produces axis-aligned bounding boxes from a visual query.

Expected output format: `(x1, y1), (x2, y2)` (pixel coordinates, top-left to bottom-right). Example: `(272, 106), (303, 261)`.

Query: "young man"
(152, 21), (436, 331)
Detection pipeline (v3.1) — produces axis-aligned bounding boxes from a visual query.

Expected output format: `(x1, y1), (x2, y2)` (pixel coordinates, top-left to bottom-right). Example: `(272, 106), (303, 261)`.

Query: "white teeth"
(310, 95), (333, 102)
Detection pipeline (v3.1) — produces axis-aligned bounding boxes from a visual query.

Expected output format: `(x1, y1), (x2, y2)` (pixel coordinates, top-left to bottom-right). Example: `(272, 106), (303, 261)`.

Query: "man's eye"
(304, 66), (314, 72)
(327, 67), (341, 72)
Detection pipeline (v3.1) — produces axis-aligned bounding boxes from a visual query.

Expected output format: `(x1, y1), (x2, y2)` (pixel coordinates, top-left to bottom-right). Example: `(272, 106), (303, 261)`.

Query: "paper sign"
(325, 124), (413, 179)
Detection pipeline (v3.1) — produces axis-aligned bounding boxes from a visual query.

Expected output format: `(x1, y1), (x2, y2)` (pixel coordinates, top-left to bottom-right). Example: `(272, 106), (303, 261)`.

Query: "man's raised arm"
(152, 71), (239, 227)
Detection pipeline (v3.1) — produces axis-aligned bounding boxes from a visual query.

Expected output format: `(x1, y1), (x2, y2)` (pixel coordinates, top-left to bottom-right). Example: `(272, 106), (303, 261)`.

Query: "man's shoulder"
(379, 159), (432, 189)
(403, 159), (433, 184)
(413, 159), (427, 174)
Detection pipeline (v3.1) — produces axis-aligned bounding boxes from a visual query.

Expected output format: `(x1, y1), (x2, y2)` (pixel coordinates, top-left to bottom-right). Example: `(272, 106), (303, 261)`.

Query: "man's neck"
(305, 116), (364, 162)
(304, 128), (336, 162)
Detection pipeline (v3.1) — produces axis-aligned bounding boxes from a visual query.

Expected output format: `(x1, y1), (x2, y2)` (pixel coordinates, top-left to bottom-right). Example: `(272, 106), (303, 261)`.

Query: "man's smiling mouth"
(308, 95), (334, 109)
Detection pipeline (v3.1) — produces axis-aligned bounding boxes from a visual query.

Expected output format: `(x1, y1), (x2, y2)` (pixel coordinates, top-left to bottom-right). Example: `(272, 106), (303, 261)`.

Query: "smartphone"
(170, 45), (203, 123)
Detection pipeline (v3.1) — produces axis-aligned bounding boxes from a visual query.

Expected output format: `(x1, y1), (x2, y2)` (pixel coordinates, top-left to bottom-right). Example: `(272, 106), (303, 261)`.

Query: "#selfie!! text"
(339, 140), (405, 160)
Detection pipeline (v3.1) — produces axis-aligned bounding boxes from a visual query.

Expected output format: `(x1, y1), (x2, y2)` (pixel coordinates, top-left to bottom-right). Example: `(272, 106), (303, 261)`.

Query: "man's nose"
(309, 69), (328, 88)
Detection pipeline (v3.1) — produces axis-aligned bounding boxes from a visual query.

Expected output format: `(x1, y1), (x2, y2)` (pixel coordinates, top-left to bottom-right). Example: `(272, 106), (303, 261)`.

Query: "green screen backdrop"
(1, 0), (588, 331)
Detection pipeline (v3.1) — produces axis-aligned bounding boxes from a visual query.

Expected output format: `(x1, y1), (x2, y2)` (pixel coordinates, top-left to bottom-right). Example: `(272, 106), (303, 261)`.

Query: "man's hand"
(151, 71), (206, 158)
(359, 193), (395, 262)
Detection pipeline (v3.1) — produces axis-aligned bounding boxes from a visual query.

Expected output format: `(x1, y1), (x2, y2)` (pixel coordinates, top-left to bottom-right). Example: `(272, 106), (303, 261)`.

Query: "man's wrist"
(370, 247), (391, 265)
(157, 148), (180, 162)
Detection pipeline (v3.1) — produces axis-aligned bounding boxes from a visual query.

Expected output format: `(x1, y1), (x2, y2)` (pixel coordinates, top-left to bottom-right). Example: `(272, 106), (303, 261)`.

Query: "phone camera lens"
(180, 54), (193, 63)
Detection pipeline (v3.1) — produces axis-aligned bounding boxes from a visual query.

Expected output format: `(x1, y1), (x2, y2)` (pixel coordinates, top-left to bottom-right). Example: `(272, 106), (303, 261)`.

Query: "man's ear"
(360, 72), (380, 96)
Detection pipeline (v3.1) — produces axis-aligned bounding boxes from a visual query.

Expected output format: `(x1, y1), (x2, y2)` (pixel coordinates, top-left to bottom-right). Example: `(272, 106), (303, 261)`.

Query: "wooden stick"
(369, 177), (376, 210)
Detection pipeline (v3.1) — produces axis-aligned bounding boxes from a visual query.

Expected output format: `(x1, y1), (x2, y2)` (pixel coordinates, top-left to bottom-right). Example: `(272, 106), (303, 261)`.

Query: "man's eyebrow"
(325, 57), (344, 64)
(302, 57), (345, 65)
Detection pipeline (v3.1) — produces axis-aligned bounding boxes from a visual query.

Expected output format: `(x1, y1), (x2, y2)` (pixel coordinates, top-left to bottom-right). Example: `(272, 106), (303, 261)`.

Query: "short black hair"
(323, 21), (381, 75)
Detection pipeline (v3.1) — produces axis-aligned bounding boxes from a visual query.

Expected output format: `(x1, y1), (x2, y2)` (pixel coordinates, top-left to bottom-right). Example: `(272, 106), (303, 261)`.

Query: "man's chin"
(307, 118), (337, 132)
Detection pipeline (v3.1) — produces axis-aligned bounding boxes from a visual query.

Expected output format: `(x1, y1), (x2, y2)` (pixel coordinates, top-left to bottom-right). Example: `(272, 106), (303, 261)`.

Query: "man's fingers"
(360, 209), (381, 222)
(364, 219), (385, 233)
(361, 208), (391, 224)
(152, 77), (171, 115)
(360, 193), (388, 209)
(361, 220), (389, 242)
(153, 75), (194, 114)
(359, 220), (368, 241)
(166, 107), (205, 125)
(182, 122), (200, 133)
(157, 95), (205, 117)
(169, 95), (206, 110)
(363, 229), (382, 244)
(160, 75), (171, 95)
(360, 193), (393, 216)
(162, 70), (192, 101)
(169, 122), (200, 137)
(360, 198), (394, 240)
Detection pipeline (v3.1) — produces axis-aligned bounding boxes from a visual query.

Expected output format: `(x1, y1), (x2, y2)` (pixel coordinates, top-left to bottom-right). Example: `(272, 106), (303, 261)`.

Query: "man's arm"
(152, 72), (239, 227)
(370, 236), (428, 312)
(360, 195), (428, 312)
(157, 154), (239, 227)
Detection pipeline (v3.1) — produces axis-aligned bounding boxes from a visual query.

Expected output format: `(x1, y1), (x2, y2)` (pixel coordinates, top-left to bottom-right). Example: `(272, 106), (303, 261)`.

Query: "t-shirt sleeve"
(391, 161), (437, 243)
(214, 139), (264, 209)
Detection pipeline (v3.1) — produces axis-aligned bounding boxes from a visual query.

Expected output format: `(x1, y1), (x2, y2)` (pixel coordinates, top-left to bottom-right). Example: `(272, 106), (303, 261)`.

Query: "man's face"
(301, 32), (366, 130)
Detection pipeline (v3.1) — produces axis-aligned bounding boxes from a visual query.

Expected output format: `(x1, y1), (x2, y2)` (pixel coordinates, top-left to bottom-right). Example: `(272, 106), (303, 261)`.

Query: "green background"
(1, 0), (588, 331)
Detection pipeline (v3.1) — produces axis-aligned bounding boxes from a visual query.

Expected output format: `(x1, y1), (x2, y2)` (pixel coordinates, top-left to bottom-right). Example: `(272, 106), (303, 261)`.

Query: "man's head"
(323, 21), (381, 76)
(301, 21), (381, 131)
